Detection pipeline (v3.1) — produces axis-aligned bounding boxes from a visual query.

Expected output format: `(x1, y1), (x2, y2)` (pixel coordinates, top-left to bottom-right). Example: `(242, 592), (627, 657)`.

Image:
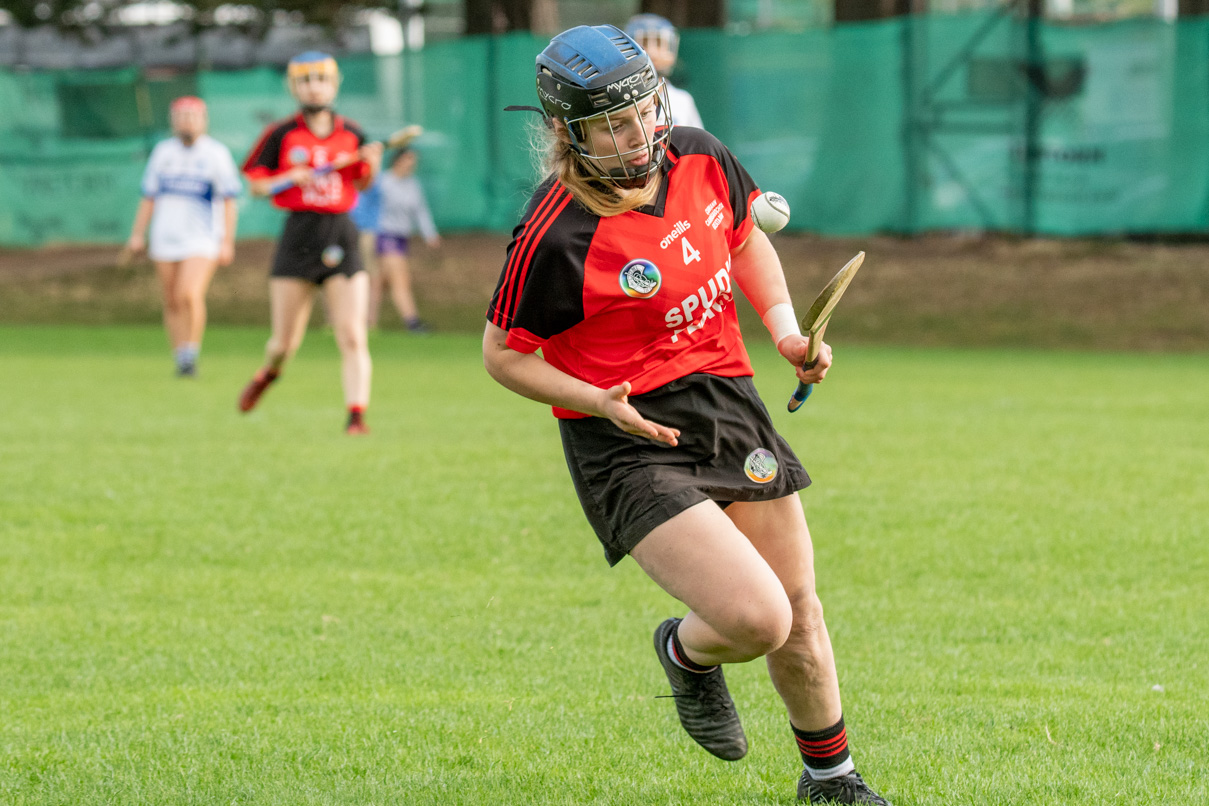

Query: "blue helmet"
(625, 14), (679, 55)
(287, 51), (340, 112)
(535, 24), (673, 187)
(287, 51), (339, 82)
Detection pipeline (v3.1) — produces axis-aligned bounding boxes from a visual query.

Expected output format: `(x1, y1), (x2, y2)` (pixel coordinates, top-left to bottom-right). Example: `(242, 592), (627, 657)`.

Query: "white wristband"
(761, 303), (801, 347)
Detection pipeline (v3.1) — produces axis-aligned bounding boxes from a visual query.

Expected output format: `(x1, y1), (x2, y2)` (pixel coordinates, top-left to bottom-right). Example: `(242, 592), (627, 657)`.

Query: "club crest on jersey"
(744, 448), (778, 484)
(321, 244), (345, 267)
(287, 146), (310, 166)
(619, 259), (661, 299)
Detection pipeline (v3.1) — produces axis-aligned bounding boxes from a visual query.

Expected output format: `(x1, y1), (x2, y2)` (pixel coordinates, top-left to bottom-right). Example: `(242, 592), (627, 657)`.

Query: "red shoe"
(345, 409), (369, 435)
(238, 369), (278, 413)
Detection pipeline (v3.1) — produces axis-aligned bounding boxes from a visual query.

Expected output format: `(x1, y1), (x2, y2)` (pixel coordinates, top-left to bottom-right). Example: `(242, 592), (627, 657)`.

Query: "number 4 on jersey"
(681, 237), (701, 265)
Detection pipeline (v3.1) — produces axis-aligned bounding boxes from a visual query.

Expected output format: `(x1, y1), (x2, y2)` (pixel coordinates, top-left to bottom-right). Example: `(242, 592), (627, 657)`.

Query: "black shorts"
(271, 211), (364, 284)
(559, 373), (811, 567)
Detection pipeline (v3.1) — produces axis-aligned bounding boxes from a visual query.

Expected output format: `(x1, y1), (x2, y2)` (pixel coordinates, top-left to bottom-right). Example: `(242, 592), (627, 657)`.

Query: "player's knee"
(174, 289), (201, 311)
(724, 598), (793, 659)
(790, 589), (825, 633)
(334, 326), (366, 354)
(781, 591), (829, 656)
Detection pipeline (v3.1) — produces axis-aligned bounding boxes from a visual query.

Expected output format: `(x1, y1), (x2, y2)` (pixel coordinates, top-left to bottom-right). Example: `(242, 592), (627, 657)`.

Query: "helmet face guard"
(562, 81), (673, 188)
(536, 25), (675, 189)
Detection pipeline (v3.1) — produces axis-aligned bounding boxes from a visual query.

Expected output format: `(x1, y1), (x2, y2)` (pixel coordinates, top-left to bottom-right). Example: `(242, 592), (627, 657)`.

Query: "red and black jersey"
(487, 127), (762, 419)
(242, 113), (369, 214)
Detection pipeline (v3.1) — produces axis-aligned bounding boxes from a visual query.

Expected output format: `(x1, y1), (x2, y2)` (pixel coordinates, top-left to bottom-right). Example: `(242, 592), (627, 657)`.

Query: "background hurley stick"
(267, 124), (423, 195)
(787, 251), (864, 412)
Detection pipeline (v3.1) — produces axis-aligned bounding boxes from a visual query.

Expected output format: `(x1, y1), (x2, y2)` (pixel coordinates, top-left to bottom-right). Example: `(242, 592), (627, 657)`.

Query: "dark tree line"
(1, 0), (727, 34)
(1, 1), (366, 33)
(462, 0), (724, 34)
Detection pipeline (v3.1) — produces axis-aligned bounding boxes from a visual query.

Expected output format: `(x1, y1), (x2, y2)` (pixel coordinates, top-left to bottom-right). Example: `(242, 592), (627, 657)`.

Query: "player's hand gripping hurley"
(267, 124), (422, 194)
(787, 251), (864, 412)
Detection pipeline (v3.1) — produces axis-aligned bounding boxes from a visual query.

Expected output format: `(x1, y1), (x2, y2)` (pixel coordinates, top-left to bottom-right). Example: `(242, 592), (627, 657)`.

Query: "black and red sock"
(793, 715), (855, 780)
(668, 621), (716, 673)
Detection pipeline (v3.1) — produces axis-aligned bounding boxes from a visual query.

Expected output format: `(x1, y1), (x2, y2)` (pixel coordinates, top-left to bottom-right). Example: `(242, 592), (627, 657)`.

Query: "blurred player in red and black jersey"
(483, 26), (890, 806)
(238, 51), (383, 434)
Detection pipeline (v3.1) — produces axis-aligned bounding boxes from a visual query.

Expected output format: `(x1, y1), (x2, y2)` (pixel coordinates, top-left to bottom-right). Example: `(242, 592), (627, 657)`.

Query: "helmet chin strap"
(609, 163), (660, 190)
(575, 138), (663, 188)
(300, 103), (332, 115)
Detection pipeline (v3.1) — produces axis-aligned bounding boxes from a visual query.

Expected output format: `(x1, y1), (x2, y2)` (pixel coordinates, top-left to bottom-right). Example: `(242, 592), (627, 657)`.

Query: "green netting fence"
(3, 14), (1209, 247)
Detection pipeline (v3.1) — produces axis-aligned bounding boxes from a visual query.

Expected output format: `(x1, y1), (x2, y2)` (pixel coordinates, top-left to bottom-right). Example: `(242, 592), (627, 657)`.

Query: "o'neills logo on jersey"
(660, 220), (691, 249)
(619, 259), (662, 299)
(744, 448), (778, 483)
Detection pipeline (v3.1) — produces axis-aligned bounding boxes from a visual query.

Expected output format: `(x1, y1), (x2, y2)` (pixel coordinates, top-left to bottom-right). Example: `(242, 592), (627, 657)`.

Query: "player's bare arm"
(126, 198), (155, 256)
(219, 198), (238, 266)
(730, 228), (831, 384)
(247, 166), (314, 197)
(482, 323), (680, 446)
(355, 142), (384, 190)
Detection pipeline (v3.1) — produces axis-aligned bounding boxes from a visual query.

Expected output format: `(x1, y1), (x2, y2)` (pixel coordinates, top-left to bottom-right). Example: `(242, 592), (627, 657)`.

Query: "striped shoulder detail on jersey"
(666, 125), (724, 158)
(663, 137), (680, 166)
(493, 182), (574, 328)
(341, 117), (367, 144)
(242, 118), (295, 173)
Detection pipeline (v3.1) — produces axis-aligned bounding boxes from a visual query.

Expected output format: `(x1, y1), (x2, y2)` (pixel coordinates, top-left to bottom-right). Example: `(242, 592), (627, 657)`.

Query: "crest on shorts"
(619, 259), (661, 299)
(744, 448), (778, 484)
(287, 146), (310, 166)
(321, 244), (345, 267)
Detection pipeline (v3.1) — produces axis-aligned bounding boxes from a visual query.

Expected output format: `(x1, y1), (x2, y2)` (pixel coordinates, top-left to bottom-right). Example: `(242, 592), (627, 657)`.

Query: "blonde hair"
(530, 120), (660, 218)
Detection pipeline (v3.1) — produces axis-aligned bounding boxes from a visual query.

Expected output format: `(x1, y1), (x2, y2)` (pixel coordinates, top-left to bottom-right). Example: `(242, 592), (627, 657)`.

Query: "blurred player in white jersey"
(625, 13), (705, 130)
(125, 96), (241, 377)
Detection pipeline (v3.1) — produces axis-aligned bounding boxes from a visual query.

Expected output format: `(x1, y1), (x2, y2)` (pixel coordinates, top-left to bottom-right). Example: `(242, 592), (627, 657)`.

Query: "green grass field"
(1, 325), (1206, 805)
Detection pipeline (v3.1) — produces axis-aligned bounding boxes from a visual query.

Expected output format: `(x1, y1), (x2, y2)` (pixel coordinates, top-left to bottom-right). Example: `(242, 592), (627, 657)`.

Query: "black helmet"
(535, 24), (673, 187)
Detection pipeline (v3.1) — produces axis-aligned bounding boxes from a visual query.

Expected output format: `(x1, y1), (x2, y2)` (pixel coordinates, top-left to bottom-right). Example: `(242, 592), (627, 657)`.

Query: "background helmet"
(169, 96), (206, 116)
(535, 24), (673, 187)
(624, 14), (679, 57)
(168, 96), (207, 141)
(287, 51), (341, 111)
(287, 51), (340, 84)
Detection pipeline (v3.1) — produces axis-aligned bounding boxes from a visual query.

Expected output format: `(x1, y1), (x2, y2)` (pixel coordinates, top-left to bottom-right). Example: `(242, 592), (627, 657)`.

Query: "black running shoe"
(653, 617), (748, 761)
(798, 770), (891, 805)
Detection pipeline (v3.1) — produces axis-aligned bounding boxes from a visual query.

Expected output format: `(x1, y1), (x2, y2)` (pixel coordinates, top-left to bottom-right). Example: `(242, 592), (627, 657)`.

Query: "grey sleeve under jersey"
(377, 175), (438, 240)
